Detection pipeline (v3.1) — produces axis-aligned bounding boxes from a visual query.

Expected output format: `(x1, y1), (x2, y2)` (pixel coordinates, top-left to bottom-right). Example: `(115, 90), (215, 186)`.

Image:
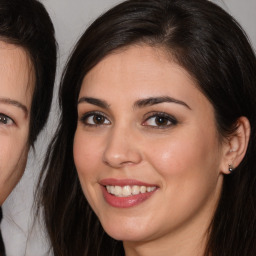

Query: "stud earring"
(228, 164), (234, 172)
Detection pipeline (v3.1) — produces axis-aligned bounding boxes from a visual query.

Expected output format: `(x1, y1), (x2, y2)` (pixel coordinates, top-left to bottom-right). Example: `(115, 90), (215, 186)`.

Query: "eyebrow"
(78, 96), (191, 110)
(134, 96), (191, 110)
(0, 97), (28, 116)
(78, 97), (110, 109)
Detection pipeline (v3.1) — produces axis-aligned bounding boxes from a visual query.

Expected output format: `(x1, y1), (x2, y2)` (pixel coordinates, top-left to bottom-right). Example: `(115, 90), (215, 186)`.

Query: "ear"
(220, 116), (251, 175)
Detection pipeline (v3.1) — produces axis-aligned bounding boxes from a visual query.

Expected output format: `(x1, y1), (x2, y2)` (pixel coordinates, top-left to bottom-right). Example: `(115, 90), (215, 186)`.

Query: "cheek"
(73, 130), (102, 181)
(143, 131), (222, 229)
(0, 131), (29, 167)
(73, 130), (106, 212)
(0, 137), (29, 204)
(146, 128), (221, 190)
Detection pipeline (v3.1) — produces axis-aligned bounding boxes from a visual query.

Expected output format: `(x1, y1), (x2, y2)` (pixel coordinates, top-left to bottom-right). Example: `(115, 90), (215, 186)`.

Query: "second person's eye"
(0, 113), (14, 126)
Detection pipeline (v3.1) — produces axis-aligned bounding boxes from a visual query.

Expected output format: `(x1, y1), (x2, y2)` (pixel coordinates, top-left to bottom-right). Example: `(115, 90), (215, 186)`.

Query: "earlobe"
(221, 116), (251, 175)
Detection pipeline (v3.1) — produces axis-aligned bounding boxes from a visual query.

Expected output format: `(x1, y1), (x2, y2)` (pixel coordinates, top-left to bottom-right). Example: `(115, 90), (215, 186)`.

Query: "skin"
(73, 45), (241, 256)
(0, 41), (34, 205)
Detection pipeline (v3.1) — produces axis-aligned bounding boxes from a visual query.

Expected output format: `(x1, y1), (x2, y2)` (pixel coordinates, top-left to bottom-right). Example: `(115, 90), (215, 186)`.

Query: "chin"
(102, 222), (152, 242)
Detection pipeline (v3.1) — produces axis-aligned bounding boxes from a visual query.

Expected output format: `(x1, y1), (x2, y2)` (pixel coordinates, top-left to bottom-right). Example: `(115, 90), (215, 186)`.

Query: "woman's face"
(0, 42), (33, 204)
(74, 45), (228, 245)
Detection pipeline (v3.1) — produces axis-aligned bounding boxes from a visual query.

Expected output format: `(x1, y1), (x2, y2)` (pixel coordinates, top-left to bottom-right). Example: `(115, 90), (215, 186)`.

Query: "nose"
(102, 126), (142, 168)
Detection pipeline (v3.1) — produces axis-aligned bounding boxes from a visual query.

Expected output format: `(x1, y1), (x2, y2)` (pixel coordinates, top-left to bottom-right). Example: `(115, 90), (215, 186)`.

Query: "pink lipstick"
(100, 179), (158, 208)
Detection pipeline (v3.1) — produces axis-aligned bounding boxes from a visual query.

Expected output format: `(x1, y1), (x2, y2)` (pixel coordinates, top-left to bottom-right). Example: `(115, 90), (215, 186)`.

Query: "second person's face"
(74, 45), (227, 246)
(0, 42), (33, 204)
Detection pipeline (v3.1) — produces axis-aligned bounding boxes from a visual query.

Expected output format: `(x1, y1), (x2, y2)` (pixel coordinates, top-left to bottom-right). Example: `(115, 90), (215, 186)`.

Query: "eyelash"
(80, 111), (111, 127)
(142, 112), (178, 129)
(0, 113), (14, 126)
(80, 111), (177, 129)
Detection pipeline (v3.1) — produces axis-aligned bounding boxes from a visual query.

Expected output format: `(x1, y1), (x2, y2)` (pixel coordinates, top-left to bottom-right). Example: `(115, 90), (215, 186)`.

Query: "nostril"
(102, 128), (143, 167)
(102, 152), (142, 168)
(102, 150), (141, 168)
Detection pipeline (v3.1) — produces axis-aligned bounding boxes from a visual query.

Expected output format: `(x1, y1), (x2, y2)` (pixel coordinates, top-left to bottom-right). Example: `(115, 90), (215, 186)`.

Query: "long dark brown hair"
(37, 0), (256, 255)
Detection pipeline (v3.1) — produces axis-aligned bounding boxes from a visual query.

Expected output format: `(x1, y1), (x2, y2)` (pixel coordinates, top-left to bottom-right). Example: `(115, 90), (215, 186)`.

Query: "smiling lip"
(100, 178), (158, 208)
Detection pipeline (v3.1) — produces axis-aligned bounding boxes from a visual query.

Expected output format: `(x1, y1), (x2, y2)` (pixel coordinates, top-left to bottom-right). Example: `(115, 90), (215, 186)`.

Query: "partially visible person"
(38, 0), (256, 255)
(0, 0), (57, 255)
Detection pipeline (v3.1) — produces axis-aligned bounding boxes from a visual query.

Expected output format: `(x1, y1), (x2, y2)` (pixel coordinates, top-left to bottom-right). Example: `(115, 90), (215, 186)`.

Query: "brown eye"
(81, 112), (111, 126)
(143, 113), (177, 128)
(93, 114), (106, 125)
(155, 116), (169, 126)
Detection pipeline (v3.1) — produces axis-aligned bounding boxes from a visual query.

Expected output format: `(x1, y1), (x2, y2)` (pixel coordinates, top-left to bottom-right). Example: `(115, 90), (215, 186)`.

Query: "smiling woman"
(74, 46), (227, 245)
(38, 0), (256, 256)
(0, 0), (57, 255)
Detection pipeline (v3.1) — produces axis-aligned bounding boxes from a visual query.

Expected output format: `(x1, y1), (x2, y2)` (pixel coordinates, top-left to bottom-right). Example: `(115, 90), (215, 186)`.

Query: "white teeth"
(132, 185), (140, 195)
(122, 185), (132, 196)
(147, 187), (152, 192)
(110, 186), (115, 195)
(105, 185), (156, 197)
(140, 186), (146, 193)
(114, 186), (122, 197)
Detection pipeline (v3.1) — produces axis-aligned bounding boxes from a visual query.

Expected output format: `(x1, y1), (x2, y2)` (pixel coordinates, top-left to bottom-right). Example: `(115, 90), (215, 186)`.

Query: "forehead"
(80, 45), (197, 98)
(79, 45), (216, 122)
(0, 41), (35, 110)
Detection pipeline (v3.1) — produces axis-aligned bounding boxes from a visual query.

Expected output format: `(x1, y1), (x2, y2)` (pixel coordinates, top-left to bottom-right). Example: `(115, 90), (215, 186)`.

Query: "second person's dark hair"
(0, 0), (57, 145)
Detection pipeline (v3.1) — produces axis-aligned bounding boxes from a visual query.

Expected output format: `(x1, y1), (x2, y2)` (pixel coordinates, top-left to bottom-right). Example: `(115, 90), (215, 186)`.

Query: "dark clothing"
(0, 207), (5, 256)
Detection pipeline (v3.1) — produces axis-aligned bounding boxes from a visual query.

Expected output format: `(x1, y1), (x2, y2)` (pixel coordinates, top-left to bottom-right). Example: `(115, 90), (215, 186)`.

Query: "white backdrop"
(2, 0), (256, 255)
